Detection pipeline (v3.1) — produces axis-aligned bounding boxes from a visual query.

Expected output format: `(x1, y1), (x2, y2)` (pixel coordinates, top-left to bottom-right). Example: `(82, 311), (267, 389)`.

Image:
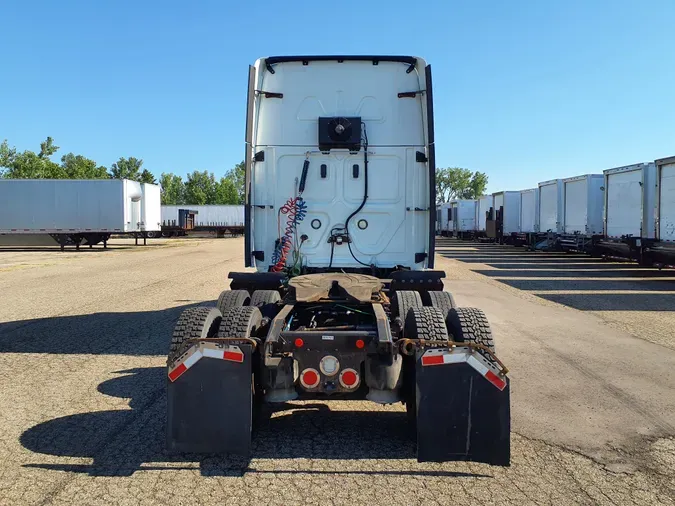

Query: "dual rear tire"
(216, 289), (281, 316)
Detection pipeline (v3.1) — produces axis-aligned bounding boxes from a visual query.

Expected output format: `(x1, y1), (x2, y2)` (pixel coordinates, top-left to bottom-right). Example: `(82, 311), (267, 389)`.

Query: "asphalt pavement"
(0, 237), (673, 505)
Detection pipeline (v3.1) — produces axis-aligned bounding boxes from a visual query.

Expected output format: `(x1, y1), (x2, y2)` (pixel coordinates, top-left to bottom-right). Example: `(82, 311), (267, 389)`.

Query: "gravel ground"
(0, 237), (673, 505)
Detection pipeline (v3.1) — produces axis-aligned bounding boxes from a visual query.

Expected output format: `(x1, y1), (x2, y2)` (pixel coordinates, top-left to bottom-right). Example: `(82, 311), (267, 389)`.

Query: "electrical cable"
(343, 122), (372, 267)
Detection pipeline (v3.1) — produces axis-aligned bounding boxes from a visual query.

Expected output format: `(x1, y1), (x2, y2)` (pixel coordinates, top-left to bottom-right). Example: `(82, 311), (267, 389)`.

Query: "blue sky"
(1, 0), (673, 193)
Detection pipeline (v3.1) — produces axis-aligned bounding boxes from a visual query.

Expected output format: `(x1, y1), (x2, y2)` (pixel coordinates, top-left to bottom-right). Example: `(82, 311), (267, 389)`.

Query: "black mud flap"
(167, 343), (253, 456)
(414, 349), (511, 466)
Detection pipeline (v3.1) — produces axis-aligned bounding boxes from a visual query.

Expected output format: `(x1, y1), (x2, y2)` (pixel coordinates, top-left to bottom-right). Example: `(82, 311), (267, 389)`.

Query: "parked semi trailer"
(166, 55), (510, 465)
(537, 179), (564, 234)
(160, 205), (244, 237)
(559, 174), (604, 252)
(475, 195), (493, 238)
(452, 199), (477, 239)
(650, 156), (675, 266)
(516, 188), (539, 246)
(594, 163), (656, 263)
(438, 202), (452, 236)
(0, 179), (160, 250)
(487, 191), (520, 244)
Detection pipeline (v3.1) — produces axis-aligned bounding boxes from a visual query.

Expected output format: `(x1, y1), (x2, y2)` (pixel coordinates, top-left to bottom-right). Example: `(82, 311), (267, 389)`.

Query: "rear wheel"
(168, 306), (221, 364)
(216, 289), (250, 314)
(393, 290), (422, 321)
(249, 289), (282, 318)
(217, 306), (262, 338)
(403, 307), (448, 433)
(423, 291), (457, 319)
(446, 307), (495, 353)
(217, 306), (263, 428)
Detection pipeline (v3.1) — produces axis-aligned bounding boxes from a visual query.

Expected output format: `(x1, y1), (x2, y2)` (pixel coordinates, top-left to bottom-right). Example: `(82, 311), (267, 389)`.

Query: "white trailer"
(161, 205), (244, 227)
(452, 199), (477, 236)
(537, 179), (564, 234)
(0, 179), (160, 249)
(492, 191), (521, 237)
(651, 156), (675, 266)
(603, 163), (656, 239)
(562, 174), (604, 236)
(142, 183), (162, 234)
(476, 195), (493, 234)
(437, 202), (452, 236)
(656, 156), (675, 243)
(518, 188), (539, 234)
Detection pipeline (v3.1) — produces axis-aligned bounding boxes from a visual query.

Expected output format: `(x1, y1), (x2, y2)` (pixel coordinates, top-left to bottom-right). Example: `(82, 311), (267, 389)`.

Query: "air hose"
(272, 160), (310, 273)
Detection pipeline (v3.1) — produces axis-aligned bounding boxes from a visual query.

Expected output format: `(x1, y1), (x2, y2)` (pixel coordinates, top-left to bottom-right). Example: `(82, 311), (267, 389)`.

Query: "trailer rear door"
(659, 162), (675, 241)
(606, 169), (642, 238)
(564, 178), (588, 234)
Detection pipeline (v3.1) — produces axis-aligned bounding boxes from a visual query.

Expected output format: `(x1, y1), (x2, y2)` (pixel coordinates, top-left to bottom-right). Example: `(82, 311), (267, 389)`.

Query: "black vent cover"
(318, 117), (361, 151)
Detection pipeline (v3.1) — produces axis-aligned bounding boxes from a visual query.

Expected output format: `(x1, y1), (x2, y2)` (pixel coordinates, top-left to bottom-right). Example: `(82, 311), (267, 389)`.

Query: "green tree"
(1, 138), (64, 179)
(214, 176), (239, 204)
(0, 140), (17, 175)
(38, 137), (59, 159)
(61, 153), (109, 179)
(159, 173), (185, 204)
(436, 167), (488, 202)
(139, 169), (157, 184)
(184, 170), (217, 205)
(110, 156), (143, 180)
(465, 171), (489, 199)
(224, 161), (245, 204)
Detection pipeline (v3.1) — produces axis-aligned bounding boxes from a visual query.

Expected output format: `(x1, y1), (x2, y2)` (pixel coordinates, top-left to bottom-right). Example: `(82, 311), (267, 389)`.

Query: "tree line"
(1, 137), (487, 206)
(0, 137), (245, 205)
(436, 167), (488, 203)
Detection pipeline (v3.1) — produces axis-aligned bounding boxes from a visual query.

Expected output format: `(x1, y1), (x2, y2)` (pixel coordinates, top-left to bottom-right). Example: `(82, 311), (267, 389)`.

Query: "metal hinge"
(255, 90), (283, 99)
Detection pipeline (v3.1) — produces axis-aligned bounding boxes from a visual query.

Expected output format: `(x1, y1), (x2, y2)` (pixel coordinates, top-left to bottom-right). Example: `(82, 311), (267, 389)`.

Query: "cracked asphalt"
(0, 237), (674, 505)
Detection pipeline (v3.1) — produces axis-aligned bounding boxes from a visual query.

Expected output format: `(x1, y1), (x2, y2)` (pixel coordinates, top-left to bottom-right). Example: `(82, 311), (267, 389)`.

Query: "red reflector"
(302, 369), (319, 388)
(168, 363), (187, 382)
(341, 370), (357, 386)
(421, 355), (444, 366)
(485, 370), (506, 391)
(223, 351), (244, 363)
(355, 339), (365, 349)
(294, 338), (304, 348)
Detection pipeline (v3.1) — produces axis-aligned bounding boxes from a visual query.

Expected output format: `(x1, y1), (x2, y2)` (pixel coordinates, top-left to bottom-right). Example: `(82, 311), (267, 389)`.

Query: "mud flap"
(414, 348), (510, 466)
(167, 343), (253, 456)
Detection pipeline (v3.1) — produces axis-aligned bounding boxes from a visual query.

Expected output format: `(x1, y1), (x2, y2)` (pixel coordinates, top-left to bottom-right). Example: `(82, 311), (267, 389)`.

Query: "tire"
(217, 306), (262, 338)
(423, 291), (457, 319)
(216, 289), (250, 314)
(168, 306), (221, 364)
(446, 307), (495, 353)
(404, 306), (449, 341)
(393, 290), (422, 321)
(249, 289), (282, 318)
(249, 290), (281, 307)
(146, 231), (157, 238)
(402, 307), (448, 433)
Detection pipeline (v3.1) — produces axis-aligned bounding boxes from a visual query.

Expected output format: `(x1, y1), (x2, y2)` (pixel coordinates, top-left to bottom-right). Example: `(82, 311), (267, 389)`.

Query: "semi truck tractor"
(166, 55), (511, 465)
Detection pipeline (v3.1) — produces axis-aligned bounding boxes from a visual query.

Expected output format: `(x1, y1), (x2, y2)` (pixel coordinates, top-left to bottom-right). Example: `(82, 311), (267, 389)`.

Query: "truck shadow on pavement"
(0, 304), (201, 355)
(20, 367), (490, 478)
